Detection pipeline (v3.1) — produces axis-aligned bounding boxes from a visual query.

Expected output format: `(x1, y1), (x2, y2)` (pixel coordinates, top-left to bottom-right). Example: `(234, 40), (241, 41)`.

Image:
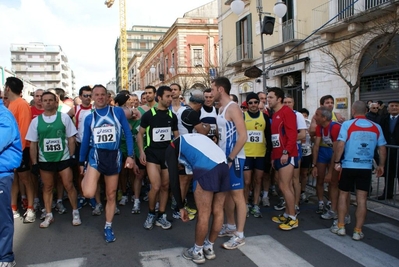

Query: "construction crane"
(105, 0), (128, 91)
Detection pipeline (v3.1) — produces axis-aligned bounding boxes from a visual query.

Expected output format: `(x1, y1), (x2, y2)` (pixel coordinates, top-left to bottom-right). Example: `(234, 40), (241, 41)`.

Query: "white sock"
(105, 222), (112, 228)
(263, 191), (269, 198)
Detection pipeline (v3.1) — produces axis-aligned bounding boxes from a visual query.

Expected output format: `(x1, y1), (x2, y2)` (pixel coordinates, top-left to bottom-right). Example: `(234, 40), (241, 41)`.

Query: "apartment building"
(114, 25), (169, 92)
(219, 0), (399, 118)
(10, 42), (75, 96)
(139, 0), (219, 96)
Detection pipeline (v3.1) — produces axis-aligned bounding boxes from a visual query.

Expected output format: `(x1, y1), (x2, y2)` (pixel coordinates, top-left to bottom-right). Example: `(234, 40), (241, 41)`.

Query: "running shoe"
(143, 191), (149, 202)
(330, 224), (346, 235)
(119, 196), (128, 206)
(261, 196), (270, 207)
(143, 213), (156, 230)
(203, 244), (216, 260)
(246, 204), (251, 218)
(155, 214), (172, 229)
(184, 205), (197, 215)
(23, 208), (36, 223)
(326, 201), (332, 211)
(172, 210), (195, 221)
(352, 231), (364, 241)
(51, 200), (56, 209)
(182, 247), (205, 264)
(279, 217), (298, 230)
(274, 198), (286, 211)
(40, 214), (54, 228)
(222, 234), (245, 250)
(12, 210), (20, 219)
(77, 197), (87, 210)
(321, 210), (337, 220)
(40, 209), (46, 220)
(104, 226), (116, 243)
(251, 205), (262, 218)
(55, 202), (67, 214)
(92, 203), (103, 216)
(218, 224), (236, 237)
(114, 207), (121, 215)
(33, 200), (41, 212)
(300, 192), (307, 203)
(272, 214), (287, 224)
(316, 202), (324, 214)
(89, 198), (97, 209)
(131, 199), (141, 214)
(72, 211), (81, 226)
(0, 260), (16, 267)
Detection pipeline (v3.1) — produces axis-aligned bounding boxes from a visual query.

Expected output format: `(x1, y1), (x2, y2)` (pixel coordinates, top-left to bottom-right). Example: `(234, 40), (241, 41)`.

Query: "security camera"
(256, 79), (261, 83)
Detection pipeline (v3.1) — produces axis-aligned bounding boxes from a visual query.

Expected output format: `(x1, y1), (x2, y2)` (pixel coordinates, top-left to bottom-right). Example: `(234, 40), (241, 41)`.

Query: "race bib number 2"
(44, 138), (63, 152)
(271, 134), (281, 148)
(94, 126), (116, 144)
(153, 127), (171, 142)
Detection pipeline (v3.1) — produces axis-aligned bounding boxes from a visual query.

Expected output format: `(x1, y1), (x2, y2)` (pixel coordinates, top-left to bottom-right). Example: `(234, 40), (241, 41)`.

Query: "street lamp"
(230, 0), (287, 92)
(150, 65), (156, 74)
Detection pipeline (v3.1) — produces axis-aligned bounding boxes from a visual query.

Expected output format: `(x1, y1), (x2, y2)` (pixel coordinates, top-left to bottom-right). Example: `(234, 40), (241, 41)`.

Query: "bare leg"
(104, 174), (119, 223)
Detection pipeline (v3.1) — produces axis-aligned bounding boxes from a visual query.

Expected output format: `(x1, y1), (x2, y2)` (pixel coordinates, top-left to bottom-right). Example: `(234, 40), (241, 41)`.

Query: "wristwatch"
(282, 150), (288, 155)
(227, 157), (234, 163)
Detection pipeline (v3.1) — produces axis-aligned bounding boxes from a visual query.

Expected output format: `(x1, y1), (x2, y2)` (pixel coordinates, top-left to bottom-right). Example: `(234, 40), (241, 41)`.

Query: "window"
(191, 47), (203, 67)
(235, 14), (253, 61)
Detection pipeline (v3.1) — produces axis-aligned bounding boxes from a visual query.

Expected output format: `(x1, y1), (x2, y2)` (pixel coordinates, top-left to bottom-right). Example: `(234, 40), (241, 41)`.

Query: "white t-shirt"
(26, 112), (77, 142)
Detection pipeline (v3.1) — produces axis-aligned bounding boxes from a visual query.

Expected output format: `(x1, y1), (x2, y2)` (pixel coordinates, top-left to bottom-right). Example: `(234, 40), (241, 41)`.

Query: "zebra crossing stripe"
(305, 228), (399, 267)
(238, 235), (313, 267)
(139, 247), (197, 267)
(364, 223), (399, 241)
(27, 257), (87, 267)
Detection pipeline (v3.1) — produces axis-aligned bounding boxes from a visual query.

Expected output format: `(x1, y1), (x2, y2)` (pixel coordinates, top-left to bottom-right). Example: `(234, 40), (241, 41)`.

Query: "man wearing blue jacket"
(0, 90), (22, 267)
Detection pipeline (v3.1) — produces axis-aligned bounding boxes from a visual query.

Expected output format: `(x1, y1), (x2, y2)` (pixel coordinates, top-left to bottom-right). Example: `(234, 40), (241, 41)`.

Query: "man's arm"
(226, 104), (247, 159)
(309, 114), (317, 137)
(137, 126), (146, 165)
(30, 142), (38, 165)
(376, 145), (386, 178)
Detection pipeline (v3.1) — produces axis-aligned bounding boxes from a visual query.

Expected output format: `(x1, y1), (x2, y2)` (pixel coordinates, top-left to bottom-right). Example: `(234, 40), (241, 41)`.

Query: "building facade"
(10, 42), (75, 96)
(114, 25), (169, 92)
(139, 0), (219, 97)
(219, 0), (399, 118)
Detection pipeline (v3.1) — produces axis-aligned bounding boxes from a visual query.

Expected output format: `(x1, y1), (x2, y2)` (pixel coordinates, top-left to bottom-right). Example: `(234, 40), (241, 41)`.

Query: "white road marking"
(305, 228), (399, 267)
(27, 257), (87, 267)
(238, 235), (313, 267)
(139, 247), (197, 267)
(364, 222), (399, 241)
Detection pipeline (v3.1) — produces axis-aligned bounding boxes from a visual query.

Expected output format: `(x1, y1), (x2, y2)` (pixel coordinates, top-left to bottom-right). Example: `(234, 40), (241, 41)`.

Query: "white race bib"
(271, 134), (281, 148)
(94, 126), (116, 144)
(43, 138), (63, 152)
(153, 127), (171, 142)
(247, 130), (263, 143)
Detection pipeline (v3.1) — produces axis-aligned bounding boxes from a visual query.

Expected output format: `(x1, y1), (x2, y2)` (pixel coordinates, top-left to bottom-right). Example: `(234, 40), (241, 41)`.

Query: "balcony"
(227, 43), (254, 67)
(282, 19), (307, 44)
(312, 0), (399, 36)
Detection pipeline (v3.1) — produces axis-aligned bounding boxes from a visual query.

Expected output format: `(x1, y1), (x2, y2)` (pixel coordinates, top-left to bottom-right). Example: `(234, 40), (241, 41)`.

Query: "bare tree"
(315, 12), (399, 103)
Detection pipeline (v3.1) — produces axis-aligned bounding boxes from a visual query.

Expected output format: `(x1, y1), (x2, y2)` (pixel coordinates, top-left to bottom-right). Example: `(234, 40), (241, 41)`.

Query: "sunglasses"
(248, 101), (259, 105)
(0, 97), (8, 100)
(370, 107), (378, 109)
(82, 94), (92, 98)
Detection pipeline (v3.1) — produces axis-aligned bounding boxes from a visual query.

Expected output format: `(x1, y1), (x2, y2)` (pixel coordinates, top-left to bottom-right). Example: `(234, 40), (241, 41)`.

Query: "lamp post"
(230, 0), (287, 92)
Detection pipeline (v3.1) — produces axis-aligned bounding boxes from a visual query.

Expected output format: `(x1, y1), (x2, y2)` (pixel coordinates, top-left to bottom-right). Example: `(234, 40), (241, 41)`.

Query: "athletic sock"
(105, 222), (112, 228)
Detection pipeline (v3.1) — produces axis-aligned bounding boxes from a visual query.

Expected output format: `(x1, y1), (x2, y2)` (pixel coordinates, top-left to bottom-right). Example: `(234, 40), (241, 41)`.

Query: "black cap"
(246, 92), (259, 103)
(388, 100), (399, 105)
(114, 93), (130, 106)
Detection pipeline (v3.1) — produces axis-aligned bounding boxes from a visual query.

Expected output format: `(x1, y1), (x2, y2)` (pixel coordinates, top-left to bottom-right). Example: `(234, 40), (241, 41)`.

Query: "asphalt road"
(13, 192), (399, 267)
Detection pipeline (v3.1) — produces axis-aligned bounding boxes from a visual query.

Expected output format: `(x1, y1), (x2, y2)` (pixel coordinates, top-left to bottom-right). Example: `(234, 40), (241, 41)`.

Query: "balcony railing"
(365, 0), (391, 9)
(312, 0), (398, 31)
(282, 19), (307, 43)
(235, 43), (253, 62)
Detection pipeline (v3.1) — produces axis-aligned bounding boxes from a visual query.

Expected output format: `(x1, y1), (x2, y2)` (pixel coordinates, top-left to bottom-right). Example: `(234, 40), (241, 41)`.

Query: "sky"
(0, 0), (214, 89)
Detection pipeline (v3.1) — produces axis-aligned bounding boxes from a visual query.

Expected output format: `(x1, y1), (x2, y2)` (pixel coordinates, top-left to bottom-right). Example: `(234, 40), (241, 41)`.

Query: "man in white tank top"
(211, 77), (247, 250)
